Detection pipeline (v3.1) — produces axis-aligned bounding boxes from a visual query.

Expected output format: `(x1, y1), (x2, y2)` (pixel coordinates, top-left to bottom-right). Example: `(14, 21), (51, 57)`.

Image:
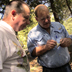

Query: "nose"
(45, 18), (48, 22)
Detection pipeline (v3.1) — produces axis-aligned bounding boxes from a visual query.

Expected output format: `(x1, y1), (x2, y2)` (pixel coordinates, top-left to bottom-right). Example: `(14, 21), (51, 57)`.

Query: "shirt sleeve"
(27, 36), (35, 53)
(61, 24), (70, 38)
(0, 38), (3, 70)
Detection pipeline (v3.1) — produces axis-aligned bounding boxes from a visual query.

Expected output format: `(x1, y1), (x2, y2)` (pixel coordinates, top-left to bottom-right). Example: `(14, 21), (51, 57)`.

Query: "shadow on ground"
(68, 45), (72, 69)
(26, 51), (42, 72)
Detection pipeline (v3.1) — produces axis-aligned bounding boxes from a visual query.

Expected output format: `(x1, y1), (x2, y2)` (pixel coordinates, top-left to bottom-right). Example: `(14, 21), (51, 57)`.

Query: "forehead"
(37, 7), (49, 17)
(38, 11), (49, 18)
(22, 4), (30, 16)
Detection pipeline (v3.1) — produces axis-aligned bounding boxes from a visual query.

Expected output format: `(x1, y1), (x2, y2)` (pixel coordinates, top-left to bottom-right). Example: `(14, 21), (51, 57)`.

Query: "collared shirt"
(0, 20), (30, 72)
(27, 22), (70, 68)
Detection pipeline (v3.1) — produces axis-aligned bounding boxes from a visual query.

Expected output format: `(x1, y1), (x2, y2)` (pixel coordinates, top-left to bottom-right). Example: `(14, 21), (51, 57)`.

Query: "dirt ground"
(27, 45), (72, 72)
(27, 52), (42, 72)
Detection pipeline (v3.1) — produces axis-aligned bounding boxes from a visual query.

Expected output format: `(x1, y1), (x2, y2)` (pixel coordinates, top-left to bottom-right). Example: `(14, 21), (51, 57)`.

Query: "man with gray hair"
(0, 0), (30, 72)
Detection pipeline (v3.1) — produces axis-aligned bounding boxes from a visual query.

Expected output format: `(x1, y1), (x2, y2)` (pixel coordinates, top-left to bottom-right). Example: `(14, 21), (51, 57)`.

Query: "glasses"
(40, 15), (50, 21)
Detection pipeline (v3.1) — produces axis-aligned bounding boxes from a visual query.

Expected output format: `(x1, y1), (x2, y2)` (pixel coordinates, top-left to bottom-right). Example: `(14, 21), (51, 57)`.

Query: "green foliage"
(30, 0), (41, 7)
(50, 13), (55, 22)
(53, 0), (67, 23)
(63, 18), (72, 34)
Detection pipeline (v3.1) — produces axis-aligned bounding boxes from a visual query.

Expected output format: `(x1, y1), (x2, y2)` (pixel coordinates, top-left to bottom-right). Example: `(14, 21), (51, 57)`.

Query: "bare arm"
(32, 40), (57, 57)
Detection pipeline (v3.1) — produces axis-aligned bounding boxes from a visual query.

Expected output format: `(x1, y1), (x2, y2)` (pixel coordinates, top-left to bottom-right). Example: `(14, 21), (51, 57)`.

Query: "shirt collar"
(37, 23), (53, 31)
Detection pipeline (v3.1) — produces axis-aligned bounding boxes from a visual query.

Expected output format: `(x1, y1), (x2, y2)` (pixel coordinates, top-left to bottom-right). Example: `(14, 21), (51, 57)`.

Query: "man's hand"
(60, 38), (72, 47)
(45, 40), (57, 50)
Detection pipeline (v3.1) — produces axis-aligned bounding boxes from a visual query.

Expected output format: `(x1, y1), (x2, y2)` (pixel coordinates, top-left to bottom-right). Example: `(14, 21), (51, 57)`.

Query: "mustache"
(44, 21), (50, 25)
(44, 23), (49, 25)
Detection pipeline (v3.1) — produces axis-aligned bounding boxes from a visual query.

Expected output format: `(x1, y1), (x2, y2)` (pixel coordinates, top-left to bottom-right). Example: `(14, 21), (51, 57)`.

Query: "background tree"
(65, 0), (72, 17)
(49, 0), (60, 22)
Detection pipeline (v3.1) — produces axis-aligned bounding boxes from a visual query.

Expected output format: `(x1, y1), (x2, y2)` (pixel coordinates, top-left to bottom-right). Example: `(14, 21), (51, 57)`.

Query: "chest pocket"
(55, 28), (65, 37)
(54, 28), (65, 43)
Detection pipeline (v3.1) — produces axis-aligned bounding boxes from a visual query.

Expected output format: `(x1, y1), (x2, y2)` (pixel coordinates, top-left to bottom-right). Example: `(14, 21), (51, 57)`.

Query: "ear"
(11, 10), (17, 20)
(35, 17), (38, 21)
(11, 10), (16, 17)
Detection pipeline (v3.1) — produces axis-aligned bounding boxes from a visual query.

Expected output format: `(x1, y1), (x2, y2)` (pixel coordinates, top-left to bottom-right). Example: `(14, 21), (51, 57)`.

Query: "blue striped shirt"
(27, 22), (70, 68)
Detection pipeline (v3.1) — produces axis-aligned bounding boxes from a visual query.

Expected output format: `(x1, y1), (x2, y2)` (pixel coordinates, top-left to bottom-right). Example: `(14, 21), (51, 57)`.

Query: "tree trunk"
(65, 0), (72, 17)
(49, 0), (60, 22)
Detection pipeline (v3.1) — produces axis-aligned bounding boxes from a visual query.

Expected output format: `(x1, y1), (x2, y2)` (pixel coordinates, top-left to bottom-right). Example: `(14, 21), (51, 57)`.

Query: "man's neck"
(45, 28), (50, 34)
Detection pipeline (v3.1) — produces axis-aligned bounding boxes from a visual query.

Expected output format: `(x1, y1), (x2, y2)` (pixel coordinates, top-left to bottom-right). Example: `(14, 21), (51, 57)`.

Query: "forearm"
(31, 40), (57, 57)
(32, 45), (48, 57)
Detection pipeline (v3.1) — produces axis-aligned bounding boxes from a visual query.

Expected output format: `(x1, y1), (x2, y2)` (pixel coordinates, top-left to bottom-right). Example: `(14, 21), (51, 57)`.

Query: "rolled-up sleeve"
(27, 36), (36, 55)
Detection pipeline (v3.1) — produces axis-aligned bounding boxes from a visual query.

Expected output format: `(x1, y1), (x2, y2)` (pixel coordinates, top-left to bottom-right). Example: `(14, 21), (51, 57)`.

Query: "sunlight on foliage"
(63, 18), (72, 35)
(50, 13), (55, 22)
